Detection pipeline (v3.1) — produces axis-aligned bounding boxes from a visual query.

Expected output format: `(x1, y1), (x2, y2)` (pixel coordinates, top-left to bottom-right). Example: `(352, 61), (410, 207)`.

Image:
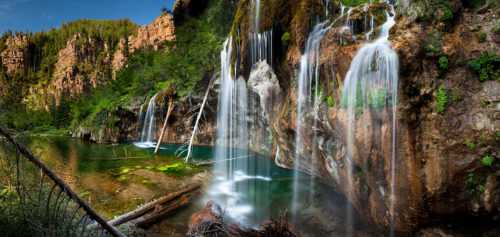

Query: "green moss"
(436, 85), (447, 114)
(327, 96), (335, 107)
(466, 138), (475, 150)
(281, 32), (291, 44)
(439, 56), (449, 69)
(338, 0), (370, 7)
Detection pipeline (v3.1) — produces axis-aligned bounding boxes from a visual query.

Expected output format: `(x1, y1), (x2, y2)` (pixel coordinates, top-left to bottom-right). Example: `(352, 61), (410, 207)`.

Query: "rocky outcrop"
(225, 0), (500, 234)
(111, 38), (128, 78)
(53, 33), (111, 101)
(0, 33), (30, 74)
(128, 13), (175, 53)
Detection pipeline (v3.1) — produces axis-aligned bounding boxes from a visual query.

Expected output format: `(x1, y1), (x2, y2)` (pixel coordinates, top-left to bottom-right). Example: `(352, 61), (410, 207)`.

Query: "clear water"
(25, 135), (370, 236)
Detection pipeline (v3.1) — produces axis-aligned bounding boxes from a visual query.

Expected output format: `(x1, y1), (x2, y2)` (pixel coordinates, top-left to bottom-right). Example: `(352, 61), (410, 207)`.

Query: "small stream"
(29, 135), (372, 236)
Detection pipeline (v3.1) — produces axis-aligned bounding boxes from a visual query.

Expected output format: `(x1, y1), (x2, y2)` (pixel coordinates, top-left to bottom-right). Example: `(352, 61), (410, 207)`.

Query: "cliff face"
(0, 14), (175, 108)
(53, 33), (111, 101)
(127, 13), (175, 53)
(0, 33), (30, 74)
(222, 0), (500, 234)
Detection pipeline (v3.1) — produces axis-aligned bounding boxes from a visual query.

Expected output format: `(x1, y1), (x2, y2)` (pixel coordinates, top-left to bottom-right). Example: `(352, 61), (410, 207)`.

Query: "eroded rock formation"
(53, 33), (111, 101)
(224, 0), (500, 234)
(128, 13), (175, 53)
(0, 33), (30, 74)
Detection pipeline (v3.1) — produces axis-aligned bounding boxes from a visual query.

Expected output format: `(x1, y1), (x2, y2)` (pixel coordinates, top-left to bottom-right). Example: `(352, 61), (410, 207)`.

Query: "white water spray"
(136, 94), (158, 148)
(341, 1), (398, 235)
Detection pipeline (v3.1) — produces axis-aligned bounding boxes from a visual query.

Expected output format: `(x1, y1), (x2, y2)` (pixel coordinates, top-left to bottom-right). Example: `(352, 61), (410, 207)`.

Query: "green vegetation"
(478, 134), (484, 140)
(450, 87), (460, 105)
(1, 0), (235, 133)
(337, 0), (370, 7)
(481, 155), (492, 166)
(70, 0), (234, 130)
(466, 138), (475, 150)
(425, 38), (442, 53)
(455, 59), (464, 66)
(477, 30), (487, 42)
(281, 32), (291, 45)
(467, 51), (500, 81)
(440, 8), (453, 21)
(436, 85), (447, 114)
(438, 56), (449, 69)
(327, 96), (334, 107)
(418, 0), (453, 23)
(0, 187), (31, 236)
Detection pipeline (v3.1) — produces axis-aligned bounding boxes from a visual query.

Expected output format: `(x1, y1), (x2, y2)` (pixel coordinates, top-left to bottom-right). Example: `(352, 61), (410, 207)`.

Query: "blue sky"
(0, 0), (177, 34)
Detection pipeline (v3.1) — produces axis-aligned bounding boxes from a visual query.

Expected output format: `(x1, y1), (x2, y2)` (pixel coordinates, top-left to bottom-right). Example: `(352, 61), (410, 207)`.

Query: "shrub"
(281, 32), (291, 45)
(32, 124), (56, 134)
(436, 85), (447, 114)
(481, 155), (492, 166)
(467, 51), (500, 81)
(441, 8), (453, 21)
(455, 59), (464, 66)
(327, 96), (334, 107)
(425, 38), (442, 53)
(439, 56), (449, 69)
(466, 138), (475, 149)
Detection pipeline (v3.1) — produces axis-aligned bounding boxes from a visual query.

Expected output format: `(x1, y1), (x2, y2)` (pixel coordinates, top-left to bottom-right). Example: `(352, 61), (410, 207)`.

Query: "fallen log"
(109, 184), (200, 226)
(136, 194), (192, 228)
(154, 100), (175, 154)
(196, 155), (253, 166)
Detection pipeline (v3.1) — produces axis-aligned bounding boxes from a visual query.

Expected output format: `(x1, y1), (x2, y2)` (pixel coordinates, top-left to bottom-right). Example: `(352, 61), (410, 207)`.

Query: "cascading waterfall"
(207, 38), (271, 226)
(136, 93), (158, 147)
(292, 1), (345, 217)
(341, 1), (398, 234)
(363, 4), (375, 40)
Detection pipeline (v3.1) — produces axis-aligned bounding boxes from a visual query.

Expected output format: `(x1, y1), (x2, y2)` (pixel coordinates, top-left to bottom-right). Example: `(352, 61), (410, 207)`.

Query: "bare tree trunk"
(154, 100), (175, 154)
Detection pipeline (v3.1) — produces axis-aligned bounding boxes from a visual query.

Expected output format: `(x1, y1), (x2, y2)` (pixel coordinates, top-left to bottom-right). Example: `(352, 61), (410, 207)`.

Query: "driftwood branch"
(136, 194), (192, 228)
(196, 155), (253, 166)
(108, 184), (200, 226)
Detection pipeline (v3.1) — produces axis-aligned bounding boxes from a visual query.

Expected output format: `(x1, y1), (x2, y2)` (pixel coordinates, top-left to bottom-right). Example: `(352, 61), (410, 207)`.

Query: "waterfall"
(292, 1), (345, 218)
(206, 38), (271, 226)
(249, 30), (273, 66)
(136, 94), (158, 148)
(341, 1), (398, 234)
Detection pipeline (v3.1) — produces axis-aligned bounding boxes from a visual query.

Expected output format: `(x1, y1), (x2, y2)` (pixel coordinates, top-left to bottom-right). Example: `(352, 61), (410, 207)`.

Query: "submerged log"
(136, 194), (192, 228)
(196, 155), (253, 166)
(109, 184), (200, 226)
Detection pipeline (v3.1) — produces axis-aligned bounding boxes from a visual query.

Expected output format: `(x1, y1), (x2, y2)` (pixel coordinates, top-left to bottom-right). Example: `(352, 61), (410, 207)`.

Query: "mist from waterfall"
(292, 1), (346, 218)
(341, 1), (398, 235)
(205, 37), (271, 227)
